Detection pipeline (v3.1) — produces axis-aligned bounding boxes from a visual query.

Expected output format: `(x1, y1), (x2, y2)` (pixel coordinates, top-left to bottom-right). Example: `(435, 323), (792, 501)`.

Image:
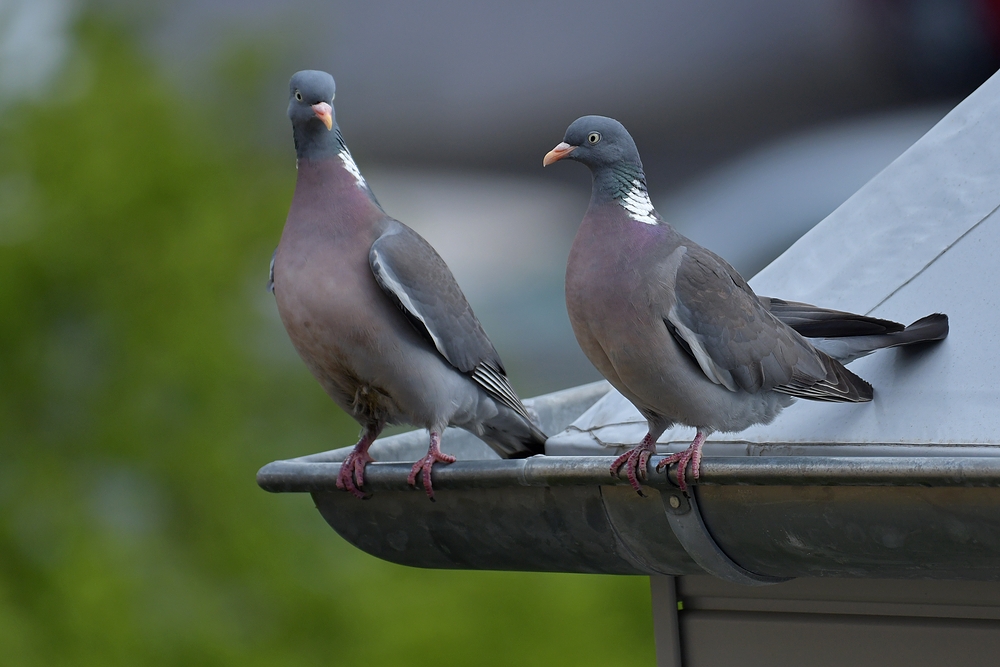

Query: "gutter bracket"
(659, 486), (793, 586)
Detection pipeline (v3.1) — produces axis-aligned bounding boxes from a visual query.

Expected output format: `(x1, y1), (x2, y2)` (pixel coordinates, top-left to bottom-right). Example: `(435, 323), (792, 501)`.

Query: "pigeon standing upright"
(544, 115), (948, 493)
(271, 70), (545, 500)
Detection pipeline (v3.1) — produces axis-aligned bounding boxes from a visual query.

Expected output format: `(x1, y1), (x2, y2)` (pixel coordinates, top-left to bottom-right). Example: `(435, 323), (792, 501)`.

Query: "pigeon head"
(544, 116), (656, 221)
(543, 116), (642, 171)
(288, 70), (341, 159)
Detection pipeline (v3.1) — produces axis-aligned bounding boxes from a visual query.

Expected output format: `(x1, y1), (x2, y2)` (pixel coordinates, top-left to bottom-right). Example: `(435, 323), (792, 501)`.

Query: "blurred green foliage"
(0, 18), (654, 667)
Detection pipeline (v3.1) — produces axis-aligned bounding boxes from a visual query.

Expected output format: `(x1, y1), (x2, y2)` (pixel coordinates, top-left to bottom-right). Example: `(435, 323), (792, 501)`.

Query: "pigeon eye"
(588, 132), (602, 145)
(295, 90), (303, 101)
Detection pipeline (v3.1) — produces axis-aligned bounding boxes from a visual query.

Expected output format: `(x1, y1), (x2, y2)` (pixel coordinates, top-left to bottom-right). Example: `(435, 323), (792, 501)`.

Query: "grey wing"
(369, 223), (532, 419)
(667, 247), (871, 402)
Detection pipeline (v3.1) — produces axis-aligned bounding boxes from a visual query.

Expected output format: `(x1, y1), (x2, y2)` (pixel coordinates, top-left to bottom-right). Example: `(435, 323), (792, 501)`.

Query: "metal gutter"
(258, 454), (1000, 493)
(257, 452), (1000, 582)
(258, 452), (1000, 584)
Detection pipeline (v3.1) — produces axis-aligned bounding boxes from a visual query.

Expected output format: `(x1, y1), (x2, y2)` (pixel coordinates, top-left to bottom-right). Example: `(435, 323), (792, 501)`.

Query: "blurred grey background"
(11, 0), (997, 395)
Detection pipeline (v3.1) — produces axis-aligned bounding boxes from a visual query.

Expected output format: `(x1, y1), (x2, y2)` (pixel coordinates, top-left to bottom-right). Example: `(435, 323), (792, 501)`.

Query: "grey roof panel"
(750, 70), (1000, 313)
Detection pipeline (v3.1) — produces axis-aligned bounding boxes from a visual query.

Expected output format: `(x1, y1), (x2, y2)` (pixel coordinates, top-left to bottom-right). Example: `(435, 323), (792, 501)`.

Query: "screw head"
(668, 494), (681, 509)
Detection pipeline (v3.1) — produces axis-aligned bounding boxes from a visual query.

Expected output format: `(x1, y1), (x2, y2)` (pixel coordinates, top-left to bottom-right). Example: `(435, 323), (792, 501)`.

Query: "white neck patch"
(619, 179), (658, 225)
(338, 149), (367, 188)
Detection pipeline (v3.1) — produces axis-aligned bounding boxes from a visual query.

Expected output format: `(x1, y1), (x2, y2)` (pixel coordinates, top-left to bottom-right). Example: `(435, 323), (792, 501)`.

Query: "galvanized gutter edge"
(256, 454), (1000, 493)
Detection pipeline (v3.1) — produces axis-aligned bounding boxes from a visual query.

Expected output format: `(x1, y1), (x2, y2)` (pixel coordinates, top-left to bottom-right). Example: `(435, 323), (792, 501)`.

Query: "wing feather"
(667, 246), (871, 402)
(369, 223), (532, 418)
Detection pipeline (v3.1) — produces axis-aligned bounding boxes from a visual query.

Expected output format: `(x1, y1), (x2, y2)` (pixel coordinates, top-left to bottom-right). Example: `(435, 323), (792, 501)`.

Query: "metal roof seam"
(866, 199), (1000, 315)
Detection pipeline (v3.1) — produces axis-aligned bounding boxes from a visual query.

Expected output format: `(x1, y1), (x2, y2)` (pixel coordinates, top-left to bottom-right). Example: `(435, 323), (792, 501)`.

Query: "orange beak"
(543, 142), (576, 166)
(312, 102), (333, 131)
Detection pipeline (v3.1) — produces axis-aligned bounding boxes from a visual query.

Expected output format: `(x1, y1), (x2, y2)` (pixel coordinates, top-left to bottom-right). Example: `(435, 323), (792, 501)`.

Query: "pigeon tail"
(809, 313), (949, 365)
(762, 297), (905, 337)
(480, 409), (547, 459)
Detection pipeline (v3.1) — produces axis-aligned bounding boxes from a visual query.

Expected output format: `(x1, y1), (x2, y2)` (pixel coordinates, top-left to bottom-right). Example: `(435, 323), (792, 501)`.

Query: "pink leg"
(336, 427), (381, 499)
(610, 433), (657, 495)
(655, 430), (707, 492)
(407, 431), (456, 501)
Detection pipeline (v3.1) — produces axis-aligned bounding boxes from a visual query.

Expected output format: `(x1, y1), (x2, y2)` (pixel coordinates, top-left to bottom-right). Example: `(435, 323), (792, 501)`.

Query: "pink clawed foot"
(408, 431), (455, 501)
(336, 429), (379, 499)
(610, 433), (657, 495)
(656, 430), (707, 492)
